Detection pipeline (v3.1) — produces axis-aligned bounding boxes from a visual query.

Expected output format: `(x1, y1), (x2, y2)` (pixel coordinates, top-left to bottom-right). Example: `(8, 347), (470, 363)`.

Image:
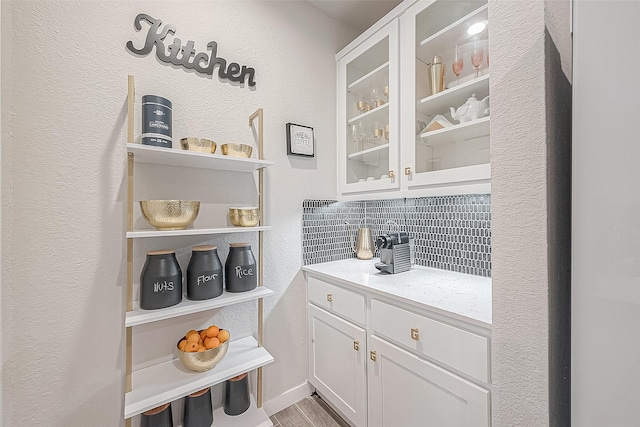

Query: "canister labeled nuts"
(142, 95), (172, 148)
(140, 250), (182, 310)
(187, 245), (223, 300)
(225, 243), (257, 293)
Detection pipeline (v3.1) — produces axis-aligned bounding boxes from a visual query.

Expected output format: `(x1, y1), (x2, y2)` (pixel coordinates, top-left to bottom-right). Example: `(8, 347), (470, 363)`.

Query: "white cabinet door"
(399, 0), (491, 196)
(308, 304), (367, 427)
(368, 335), (489, 427)
(338, 20), (400, 197)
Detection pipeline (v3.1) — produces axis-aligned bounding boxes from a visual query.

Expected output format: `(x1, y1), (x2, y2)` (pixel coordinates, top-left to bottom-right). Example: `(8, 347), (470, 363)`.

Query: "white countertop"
(302, 258), (492, 328)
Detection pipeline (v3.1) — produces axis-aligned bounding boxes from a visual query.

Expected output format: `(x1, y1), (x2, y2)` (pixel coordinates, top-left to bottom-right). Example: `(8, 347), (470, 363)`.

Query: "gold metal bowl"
(176, 334), (230, 372)
(229, 207), (260, 227)
(220, 143), (253, 158)
(180, 138), (217, 154)
(140, 200), (200, 231)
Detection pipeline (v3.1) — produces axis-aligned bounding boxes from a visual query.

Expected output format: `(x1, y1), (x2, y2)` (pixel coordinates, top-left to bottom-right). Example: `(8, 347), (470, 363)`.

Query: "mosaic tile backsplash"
(302, 195), (491, 277)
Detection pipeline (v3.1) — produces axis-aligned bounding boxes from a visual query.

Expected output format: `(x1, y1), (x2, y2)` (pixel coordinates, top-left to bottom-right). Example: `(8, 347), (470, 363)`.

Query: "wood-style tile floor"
(270, 394), (350, 427)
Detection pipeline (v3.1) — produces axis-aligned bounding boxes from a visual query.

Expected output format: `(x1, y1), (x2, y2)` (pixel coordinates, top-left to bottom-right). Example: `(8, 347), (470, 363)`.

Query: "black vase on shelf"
(223, 373), (251, 416)
(141, 403), (173, 427)
(183, 387), (214, 427)
(140, 250), (182, 310)
(225, 243), (257, 293)
(187, 245), (223, 300)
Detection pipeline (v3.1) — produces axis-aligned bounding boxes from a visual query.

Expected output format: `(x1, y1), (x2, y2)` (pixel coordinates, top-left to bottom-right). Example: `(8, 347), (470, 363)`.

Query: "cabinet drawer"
(371, 299), (489, 383)
(308, 277), (366, 325)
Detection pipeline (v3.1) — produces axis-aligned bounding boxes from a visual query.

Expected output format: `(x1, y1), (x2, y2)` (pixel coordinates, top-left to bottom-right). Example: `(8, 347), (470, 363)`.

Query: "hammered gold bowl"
(220, 143), (253, 158)
(140, 200), (200, 231)
(180, 138), (217, 154)
(229, 207), (260, 227)
(177, 334), (230, 372)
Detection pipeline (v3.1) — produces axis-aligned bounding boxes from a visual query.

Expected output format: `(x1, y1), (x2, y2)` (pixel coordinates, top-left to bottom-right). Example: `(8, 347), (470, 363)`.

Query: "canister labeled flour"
(142, 95), (172, 148)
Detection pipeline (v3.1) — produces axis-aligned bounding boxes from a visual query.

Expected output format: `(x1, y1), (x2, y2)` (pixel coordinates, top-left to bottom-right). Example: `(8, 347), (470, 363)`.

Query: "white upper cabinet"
(337, 0), (491, 200)
(338, 20), (400, 196)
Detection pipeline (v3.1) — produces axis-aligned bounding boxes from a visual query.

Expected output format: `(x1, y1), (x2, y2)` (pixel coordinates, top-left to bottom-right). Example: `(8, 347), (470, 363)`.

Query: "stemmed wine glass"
(471, 42), (484, 78)
(452, 45), (464, 86)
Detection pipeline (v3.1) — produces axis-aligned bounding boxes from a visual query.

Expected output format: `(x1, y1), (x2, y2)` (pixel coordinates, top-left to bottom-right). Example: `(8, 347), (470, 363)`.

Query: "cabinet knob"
(388, 170), (395, 178)
(370, 351), (377, 362)
(327, 293), (333, 302)
(411, 328), (420, 341)
(354, 341), (360, 351)
(405, 167), (412, 176)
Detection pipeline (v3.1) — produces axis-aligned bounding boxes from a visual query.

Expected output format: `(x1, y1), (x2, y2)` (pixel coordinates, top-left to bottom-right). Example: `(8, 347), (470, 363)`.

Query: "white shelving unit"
(348, 143), (390, 164)
(347, 102), (389, 125)
(124, 76), (273, 426)
(348, 61), (389, 96)
(125, 336), (273, 419)
(419, 116), (490, 147)
(417, 74), (489, 116)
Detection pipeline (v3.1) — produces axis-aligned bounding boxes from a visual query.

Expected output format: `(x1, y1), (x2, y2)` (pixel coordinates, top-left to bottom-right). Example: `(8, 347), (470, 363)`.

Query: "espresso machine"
(374, 231), (413, 274)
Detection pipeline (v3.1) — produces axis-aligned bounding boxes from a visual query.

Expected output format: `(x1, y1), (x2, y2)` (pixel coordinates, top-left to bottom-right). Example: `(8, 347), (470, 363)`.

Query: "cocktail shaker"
(430, 56), (445, 95)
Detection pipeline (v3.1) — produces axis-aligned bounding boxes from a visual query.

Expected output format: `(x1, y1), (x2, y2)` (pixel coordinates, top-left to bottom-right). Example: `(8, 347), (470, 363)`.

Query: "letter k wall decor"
(126, 13), (257, 88)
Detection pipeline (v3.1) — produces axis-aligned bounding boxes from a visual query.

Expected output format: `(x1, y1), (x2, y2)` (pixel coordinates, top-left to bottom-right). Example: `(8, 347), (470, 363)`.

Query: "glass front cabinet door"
(338, 20), (400, 196)
(400, 0), (491, 194)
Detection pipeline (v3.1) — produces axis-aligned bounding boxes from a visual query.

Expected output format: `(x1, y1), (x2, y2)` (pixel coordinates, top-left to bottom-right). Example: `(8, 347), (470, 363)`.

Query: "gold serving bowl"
(220, 143), (253, 158)
(140, 200), (200, 231)
(180, 138), (217, 154)
(176, 333), (230, 372)
(229, 207), (260, 227)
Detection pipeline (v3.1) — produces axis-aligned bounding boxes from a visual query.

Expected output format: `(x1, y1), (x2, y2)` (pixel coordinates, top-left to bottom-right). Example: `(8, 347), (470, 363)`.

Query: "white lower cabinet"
(368, 335), (489, 427)
(308, 303), (367, 427)
(307, 276), (491, 427)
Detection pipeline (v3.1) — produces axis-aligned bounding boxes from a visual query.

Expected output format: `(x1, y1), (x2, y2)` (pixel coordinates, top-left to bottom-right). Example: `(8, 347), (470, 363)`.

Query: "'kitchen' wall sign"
(126, 13), (256, 87)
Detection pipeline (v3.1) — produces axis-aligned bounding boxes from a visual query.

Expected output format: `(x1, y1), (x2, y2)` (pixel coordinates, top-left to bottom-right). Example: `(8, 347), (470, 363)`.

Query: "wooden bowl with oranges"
(177, 325), (230, 372)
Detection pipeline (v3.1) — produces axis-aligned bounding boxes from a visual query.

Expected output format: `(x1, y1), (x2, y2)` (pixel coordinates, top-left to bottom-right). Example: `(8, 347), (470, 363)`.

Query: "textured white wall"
(1, 1), (356, 425)
(490, 0), (572, 425)
(490, 0), (549, 425)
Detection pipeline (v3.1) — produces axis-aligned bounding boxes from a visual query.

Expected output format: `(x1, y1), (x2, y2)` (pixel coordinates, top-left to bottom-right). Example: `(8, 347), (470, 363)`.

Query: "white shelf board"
(125, 336), (273, 419)
(127, 225), (272, 239)
(417, 4), (488, 63)
(348, 143), (390, 164)
(347, 103), (389, 125)
(347, 61), (389, 97)
(126, 287), (275, 327)
(419, 116), (490, 147)
(127, 143), (274, 172)
(418, 74), (489, 116)
(214, 395), (272, 427)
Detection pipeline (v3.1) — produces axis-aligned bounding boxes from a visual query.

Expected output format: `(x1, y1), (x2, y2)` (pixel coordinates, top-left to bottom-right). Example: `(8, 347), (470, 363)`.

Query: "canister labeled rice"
(142, 95), (172, 148)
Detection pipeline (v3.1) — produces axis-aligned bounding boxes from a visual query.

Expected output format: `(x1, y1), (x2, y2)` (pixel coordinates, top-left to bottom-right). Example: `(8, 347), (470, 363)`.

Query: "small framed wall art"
(286, 123), (315, 157)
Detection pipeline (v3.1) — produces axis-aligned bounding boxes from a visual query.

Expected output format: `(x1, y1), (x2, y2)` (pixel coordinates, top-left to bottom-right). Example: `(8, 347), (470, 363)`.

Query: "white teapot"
(449, 93), (490, 123)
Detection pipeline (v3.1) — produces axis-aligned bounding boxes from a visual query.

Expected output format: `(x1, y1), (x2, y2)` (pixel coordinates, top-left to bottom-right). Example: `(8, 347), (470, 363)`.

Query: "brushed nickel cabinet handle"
(370, 351), (377, 362)
(411, 328), (420, 341)
(327, 294), (333, 302)
(405, 167), (412, 176)
(354, 341), (360, 351)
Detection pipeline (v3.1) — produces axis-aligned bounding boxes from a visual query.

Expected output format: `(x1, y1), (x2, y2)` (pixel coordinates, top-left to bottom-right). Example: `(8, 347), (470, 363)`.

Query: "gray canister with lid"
(142, 95), (172, 148)
(225, 243), (257, 293)
(187, 245), (223, 300)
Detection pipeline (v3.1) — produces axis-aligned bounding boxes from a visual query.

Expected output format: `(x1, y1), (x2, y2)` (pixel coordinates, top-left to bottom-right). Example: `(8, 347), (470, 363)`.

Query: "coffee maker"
(374, 231), (412, 274)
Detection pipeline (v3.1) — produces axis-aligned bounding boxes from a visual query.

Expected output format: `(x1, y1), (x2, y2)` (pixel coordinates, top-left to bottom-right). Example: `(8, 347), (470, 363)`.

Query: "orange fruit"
(205, 337), (220, 349)
(186, 329), (198, 338)
(217, 329), (230, 343)
(197, 345), (207, 352)
(187, 333), (200, 343)
(200, 330), (208, 340)
(205, 325), (219, 338)
(186, 342), (198, 352)
(178, 340), (188, 351)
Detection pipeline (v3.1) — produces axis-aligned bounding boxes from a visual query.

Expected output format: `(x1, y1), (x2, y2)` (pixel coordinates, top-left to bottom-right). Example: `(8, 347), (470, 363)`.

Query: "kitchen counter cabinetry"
(124, 76), (274, 426)
(337, 0), (491, 200)
(304, 260), (491, 427)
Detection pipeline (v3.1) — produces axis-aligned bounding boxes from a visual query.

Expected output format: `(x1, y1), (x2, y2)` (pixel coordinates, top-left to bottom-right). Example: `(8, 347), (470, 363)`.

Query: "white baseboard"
(263, 382), (315, 416)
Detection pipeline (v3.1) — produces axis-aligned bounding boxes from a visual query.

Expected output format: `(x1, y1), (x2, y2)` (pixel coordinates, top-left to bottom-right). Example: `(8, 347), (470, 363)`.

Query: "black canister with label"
(225, 243), (257, 293)
(140, 250), (182, 310)
(142, 95), (172, 148)
(223, 373), (250, 416)
(187, 245), (223, 300)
